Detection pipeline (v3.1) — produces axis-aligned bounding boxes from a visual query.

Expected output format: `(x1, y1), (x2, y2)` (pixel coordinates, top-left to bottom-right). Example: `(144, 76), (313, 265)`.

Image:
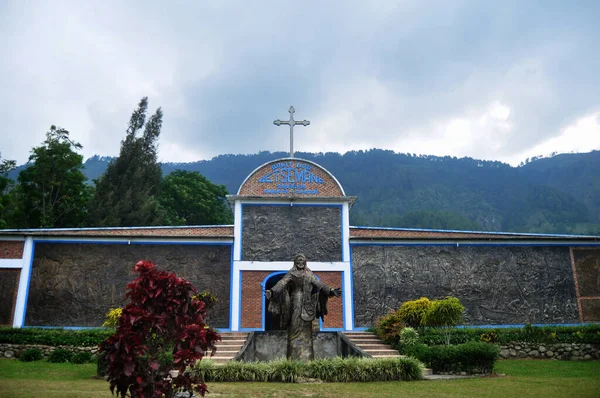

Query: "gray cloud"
(1, 0), (599, 166)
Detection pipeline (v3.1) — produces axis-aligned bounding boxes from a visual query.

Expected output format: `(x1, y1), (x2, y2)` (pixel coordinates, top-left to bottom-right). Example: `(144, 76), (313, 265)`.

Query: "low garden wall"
(499, 343), (600, 360)
(0, 343), (98, 359)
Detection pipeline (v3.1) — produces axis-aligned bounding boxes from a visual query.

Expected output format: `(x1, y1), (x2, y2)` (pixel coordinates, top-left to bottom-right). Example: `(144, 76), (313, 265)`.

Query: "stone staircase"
(343, 331), (402, 358)
(207, 332), (249, 364)
(343, 331), (433, 376)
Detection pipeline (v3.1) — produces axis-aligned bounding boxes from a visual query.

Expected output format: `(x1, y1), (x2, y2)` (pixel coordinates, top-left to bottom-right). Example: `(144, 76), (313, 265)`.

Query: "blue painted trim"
(22, 325), (105, 330)
(238, 328), (263, 332)
(32, 239), (232, 245)
(261, 271), (288, 331)
(454, 323), (598, 329)
(352, 327), (369, 331)
(228, 244), (234, 331)
(349, 242), (600, 247)
(321, 328), (345, 331)
(350, 225), (600, 239)
(239, 203), (344, 262)
(349, 249), (355, 330)
(21, 241), (35, 327)
(238, 270), (243, 331)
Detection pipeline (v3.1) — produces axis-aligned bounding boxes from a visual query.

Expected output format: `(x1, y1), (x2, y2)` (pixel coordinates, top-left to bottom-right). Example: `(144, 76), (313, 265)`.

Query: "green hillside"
(69, 150), (600, 235)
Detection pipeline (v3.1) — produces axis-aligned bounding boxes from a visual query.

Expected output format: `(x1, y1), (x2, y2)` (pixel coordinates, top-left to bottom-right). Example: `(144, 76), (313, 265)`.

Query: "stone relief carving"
(242, 205), (342, 262)
(26, 243), (231, 328)
(353, 245), (579, 327)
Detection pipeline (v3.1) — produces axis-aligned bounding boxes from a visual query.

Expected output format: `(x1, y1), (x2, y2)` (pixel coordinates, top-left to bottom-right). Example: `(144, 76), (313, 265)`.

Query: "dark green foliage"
(18, 348), (43, 362)
(192, 357), (424, 382)
(0, 327), (111, 347)
(72, 351), (94, 364)
(88, 97), (167, 227)
(397, 210), (482, 230)
(405, 342), (499, 374)
(159, 170), (232, 225)
(47, 348), (74, 363)
(82, 149), (600, 234)
(0, 154), (16, 228)
(9, 126), (91, 228)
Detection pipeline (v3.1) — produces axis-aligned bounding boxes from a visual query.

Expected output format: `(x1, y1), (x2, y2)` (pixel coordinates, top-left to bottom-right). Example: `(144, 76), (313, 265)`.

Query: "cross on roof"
(273, 106), (310, 158)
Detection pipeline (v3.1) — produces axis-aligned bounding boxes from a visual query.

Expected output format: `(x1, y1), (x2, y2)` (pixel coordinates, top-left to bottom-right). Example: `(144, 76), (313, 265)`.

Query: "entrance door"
(264, 273), (286, 331)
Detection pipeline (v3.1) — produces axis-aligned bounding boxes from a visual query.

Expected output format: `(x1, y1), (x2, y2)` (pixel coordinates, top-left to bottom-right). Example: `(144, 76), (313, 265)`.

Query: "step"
(220, 334), (249, 340)
(354, 344), (394, 350)
(362, 349), (401, 356)
(216, 340), (245, 346)
(215, 345), (244, 350)
(348, 338), (383, 344)
(370, 355), (403, 359)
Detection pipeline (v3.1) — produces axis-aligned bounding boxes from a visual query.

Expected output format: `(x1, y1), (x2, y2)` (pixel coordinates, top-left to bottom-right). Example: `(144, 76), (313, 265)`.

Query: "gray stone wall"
(241, 205), (342, 262)
(352, 245), (579, 327)
(499, 343), (600, 360)
(26, 243), (231, 328)
(0, 269), (19, 325)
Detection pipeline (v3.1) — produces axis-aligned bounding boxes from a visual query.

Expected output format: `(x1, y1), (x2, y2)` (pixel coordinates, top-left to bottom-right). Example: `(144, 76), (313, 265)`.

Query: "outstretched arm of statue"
(329, 287), (342, 297)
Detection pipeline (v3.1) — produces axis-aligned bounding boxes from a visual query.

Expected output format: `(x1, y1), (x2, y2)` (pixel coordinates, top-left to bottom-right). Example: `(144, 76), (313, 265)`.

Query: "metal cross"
(273, 106), (310, 158)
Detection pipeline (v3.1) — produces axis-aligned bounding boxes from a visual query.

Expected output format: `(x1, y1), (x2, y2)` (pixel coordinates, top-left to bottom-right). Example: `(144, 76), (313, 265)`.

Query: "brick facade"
(240, 270), (343, 330)
(0, 241), (24, 258)
(238, 159), (344, 197)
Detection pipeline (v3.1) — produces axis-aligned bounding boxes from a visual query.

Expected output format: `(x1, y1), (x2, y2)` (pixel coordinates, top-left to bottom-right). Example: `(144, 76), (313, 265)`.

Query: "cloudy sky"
(1, 1), (599, 166)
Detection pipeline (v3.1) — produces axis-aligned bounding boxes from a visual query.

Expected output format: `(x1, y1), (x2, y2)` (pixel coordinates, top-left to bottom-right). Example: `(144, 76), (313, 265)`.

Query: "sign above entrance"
(237, 158), (345, 197)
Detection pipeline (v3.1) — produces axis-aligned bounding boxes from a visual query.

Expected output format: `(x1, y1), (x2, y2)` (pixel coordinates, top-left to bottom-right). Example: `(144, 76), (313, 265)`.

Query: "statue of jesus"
(265, 253), (342, 361)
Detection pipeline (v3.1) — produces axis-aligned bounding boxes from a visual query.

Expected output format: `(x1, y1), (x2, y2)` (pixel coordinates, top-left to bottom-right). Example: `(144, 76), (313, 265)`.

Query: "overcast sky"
(1, 1), (599, 167)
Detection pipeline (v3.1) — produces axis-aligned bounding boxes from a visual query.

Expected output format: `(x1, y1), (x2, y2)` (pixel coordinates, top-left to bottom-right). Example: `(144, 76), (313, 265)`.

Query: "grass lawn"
(0, 359), (598, 398)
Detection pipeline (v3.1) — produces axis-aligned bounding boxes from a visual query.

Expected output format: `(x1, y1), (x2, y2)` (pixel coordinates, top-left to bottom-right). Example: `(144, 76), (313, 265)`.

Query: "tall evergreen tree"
(10, 126), (91, 228)
(89, 97), (167, 226)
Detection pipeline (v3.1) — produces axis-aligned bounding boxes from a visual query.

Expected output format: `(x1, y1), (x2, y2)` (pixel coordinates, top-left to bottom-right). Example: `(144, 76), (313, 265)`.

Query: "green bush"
(18, 348), (43, 362)
(375, 311), (405, 344)
(406, 342), (499, 374)
(0, 327), (111, 347)
(47, 348), (74, 363)
(192, 357), (424, 382)
(397, 327), (420, 354)
(72, 351), (94, 364)
(398, 297), (432, 327)
(422, 297), (465, 328)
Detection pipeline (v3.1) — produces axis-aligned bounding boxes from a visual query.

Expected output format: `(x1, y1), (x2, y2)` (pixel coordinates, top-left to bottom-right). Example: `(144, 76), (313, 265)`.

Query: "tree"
(101, 260), (219, 398)
(0, 154), (16, 228)
(159, 170), (233, 225)
(10, 126), (91, 228)
(89, 97), (167, 226)
(422, 297), (465, 345)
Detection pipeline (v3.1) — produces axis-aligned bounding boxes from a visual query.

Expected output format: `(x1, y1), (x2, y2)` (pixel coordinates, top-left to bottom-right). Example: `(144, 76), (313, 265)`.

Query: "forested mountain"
(13, 150), (600, 234)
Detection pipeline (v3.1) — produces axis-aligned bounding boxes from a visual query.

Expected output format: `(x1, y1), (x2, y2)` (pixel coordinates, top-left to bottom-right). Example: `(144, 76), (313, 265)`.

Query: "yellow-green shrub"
(398, 297), (432, 327)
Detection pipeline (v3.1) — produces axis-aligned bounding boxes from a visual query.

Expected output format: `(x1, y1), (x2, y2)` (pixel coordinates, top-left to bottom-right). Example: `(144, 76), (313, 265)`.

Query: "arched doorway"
(263, 272), (286, 331)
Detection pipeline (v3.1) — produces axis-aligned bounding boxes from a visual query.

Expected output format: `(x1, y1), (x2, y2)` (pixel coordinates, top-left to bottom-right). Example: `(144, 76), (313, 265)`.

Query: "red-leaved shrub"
(101, 260), (220, 397)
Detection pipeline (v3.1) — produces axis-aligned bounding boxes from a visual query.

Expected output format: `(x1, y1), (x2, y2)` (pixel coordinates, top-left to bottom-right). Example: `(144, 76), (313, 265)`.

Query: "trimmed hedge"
(0, 327), (112, 347)
(418, 324), (600, 346)
(192, 357), (424, 382)
(406, 342), (499, 374)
